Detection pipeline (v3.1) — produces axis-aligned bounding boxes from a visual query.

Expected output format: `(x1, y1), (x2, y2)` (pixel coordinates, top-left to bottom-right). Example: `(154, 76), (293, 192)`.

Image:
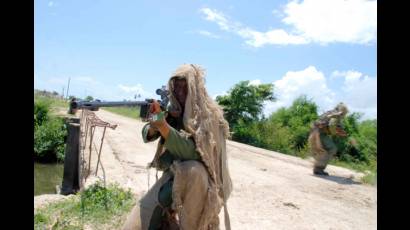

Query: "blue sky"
(35, 0), (377, 120)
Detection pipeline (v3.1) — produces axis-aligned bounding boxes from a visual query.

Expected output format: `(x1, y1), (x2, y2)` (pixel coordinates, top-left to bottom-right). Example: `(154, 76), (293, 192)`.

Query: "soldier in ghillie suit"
(122, 64), (232, 230)
(308, 103), (348, 176)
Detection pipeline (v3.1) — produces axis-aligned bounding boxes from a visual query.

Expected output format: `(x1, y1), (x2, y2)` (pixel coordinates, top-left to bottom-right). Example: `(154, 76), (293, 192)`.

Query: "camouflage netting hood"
(168, 64), (233, 229)
(334, 102), (348, 117)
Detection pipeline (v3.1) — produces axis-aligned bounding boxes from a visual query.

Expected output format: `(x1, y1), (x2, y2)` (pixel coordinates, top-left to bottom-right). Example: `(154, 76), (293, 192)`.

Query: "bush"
(268, 95), (318, 152)
(295, 142), (311, 159)
(34, 182), (135, 229)
(231, 119), (259, 145)
(34, 91), (68, 109)
(80, 181), (134, 218)
(34, 96), (68, 162)
(85, 95), (94, 101)
(227, 95), (376, 172)
(216, 81), (275, 128)
(356, 120), (377, 161)
(216, 81), (377, 174)
(232, 119), (294, 154)
(34, 100), (50, 127)
(258, 120), (293, 154)
(229, 96), (318, 156)
(34, 117), (67, 162)
(334, 113), (377, 165)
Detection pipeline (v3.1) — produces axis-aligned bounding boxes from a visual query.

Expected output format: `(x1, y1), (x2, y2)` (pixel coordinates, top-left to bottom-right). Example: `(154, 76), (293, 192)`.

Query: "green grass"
(34, 94), (68, 109)
(34, 181), (136, 230)
(34, 93), (69, 119)
(103, 107), (141, 120)
(34, 93), (69, 163)
(330, 158), (377, 185)
(361, 171), (377, 185)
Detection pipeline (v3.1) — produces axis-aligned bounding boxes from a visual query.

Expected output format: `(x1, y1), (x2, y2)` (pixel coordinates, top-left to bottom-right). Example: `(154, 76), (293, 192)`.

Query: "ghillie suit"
(308, 103), (348, 175)
(122, 64), (232, 230)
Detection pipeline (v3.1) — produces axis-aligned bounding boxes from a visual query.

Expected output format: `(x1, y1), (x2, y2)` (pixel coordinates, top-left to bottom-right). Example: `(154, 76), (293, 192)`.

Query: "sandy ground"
(36, 109), (377, 230)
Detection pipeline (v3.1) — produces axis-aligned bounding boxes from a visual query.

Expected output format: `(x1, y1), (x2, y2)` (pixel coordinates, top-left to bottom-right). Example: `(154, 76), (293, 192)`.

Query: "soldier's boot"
(313, 167), (329, 176)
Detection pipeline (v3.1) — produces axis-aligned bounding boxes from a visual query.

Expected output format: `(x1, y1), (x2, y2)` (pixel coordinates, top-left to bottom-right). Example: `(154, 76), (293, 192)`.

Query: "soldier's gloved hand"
(148, 101), (170, 139)
(149, 100), (165, 128)
(335, 127), (347, 137)
(149, 100), (162, 114)
(146, 100), (160, 130)
(149, 112), (170, 139)
(149, 111), (166, 129)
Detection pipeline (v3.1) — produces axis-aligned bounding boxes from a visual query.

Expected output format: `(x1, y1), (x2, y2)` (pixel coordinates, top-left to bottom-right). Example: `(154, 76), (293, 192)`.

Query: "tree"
(335, 112), (369, 163)
(216, 81), (275, 128)
(356, 119), (377, 162)
(85, 95), (94, 101)
(269, 95), (319, 150)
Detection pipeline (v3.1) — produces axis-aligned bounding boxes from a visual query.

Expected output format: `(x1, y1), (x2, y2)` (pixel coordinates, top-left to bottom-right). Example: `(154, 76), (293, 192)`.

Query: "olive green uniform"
(141, 115), (201, 229)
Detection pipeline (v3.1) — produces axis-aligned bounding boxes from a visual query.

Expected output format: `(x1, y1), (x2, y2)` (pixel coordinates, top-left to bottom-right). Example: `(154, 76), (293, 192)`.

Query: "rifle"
(68, 86), (169, 121)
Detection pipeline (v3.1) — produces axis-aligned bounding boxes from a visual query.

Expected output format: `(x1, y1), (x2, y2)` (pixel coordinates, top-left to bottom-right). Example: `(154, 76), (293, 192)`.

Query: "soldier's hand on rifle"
(335, 126), (347, 137)
(149, 100), (162, 114)
(148, 100), (170, 139)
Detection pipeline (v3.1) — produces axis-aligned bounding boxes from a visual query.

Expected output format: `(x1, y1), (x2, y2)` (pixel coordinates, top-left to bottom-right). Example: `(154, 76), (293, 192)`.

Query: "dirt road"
(83, 109), (376, 230)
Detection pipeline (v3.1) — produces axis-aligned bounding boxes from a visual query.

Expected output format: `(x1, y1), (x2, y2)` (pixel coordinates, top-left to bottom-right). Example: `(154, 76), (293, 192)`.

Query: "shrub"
(34, 182), (135, 229)
(80, 181), (134, 218)
(34, 100), (50, 127)
(34, 117), (67, 162)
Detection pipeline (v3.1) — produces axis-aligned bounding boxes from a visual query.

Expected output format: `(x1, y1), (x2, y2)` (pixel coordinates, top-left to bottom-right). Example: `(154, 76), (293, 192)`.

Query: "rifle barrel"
(71, 100), (149, 109)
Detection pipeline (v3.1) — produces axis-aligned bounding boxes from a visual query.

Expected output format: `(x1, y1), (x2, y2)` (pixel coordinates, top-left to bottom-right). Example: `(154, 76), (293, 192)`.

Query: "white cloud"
(330, 70), (348, 79)
(283, 0), (377, 44)
(212, 91), (228, 100)
(200, 8), (306, 47)
(117, 84), (153, 100)
(48, 1), (54, 7)
(200, 8), (232, 31)
(272, 9), (285, 18)
(76, 82), (154, 101)
(265, 66), (336, 115)
(198, 30), (221, 39)
(118, 84), (144, 94)
(200, 1), (376, 47)
(264, 66), (377, 120)
(33, 74), (156, 101)
(343, 71), (366, 84)
(248, 79), (262, 86)
(336, 70), (377, 119)
(237, 28), (308, 46)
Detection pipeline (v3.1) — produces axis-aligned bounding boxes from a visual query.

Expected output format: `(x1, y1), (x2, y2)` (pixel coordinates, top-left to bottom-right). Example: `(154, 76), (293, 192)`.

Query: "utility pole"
(66, 77), (71, 99)
(62, 86), (65, 99)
